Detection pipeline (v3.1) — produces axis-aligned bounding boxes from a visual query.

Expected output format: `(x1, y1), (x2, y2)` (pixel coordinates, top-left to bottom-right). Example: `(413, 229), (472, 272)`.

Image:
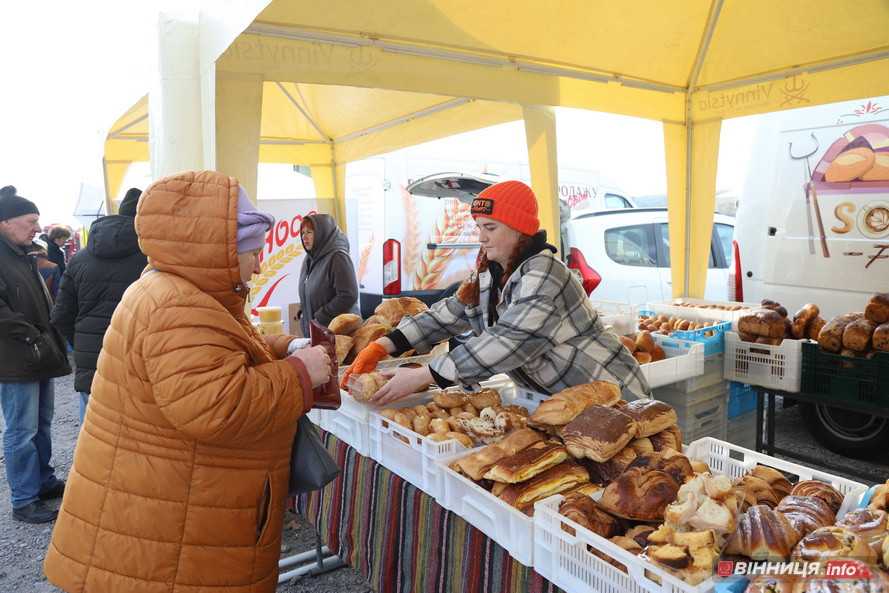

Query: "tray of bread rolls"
(533, 436), (870, 593)
(646, 299), (759, 324)
(366, 376), (539, 499)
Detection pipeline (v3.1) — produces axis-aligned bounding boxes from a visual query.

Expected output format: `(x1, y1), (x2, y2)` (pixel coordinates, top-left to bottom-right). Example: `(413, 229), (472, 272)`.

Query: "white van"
(730, 95), (889, 320)
(731, 95), (889, 455)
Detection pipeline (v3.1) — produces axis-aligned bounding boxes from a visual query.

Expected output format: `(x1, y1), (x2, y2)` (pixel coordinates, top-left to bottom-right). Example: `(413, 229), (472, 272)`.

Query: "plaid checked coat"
(397, 250), (650, 397)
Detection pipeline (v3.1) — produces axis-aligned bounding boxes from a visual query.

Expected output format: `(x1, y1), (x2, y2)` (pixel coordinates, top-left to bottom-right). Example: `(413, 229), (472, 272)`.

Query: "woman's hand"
(289, 345), (331, 388)
(372, 366), (434, 405)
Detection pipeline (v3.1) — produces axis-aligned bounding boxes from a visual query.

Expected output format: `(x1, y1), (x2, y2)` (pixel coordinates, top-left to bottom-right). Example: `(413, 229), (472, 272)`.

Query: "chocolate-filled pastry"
(836, 508), (888, 555)
(775, 495), (836, 537)
(599, 467), (680, 522)
(621, 400), (678, 438)
(561, 405), (638, 463)
(723, 505), (801, 561)
(559, 492), (621, 538)
(791, 526), (876, 564)
(498, 461), (589, 510)
(626, 449), (694, 486)
(580, 447), (637, 485)
(483, 442), (569, 484)
(788, 481), (844, 514)
(453, 428), (543, 481)
(749, 466), (793, 500)
(650, 425), (683, 452)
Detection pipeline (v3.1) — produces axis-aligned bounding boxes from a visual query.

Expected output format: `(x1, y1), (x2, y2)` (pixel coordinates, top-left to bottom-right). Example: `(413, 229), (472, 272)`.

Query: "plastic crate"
(367, 379), (539, 499)
(437, 451), (535, 566)
(800, 342), (889, 412)
(592, 300), (639, 336)
(533, 437), (868, 593)
(643, 335), (706, 389)
(645, 298), (758, 323)
(727, 382), (757, 419)
(306, 408), (327, 431)
(640, 309), (731, 357)
(324, 392), (373, 456)
(723, 332), (804, 393)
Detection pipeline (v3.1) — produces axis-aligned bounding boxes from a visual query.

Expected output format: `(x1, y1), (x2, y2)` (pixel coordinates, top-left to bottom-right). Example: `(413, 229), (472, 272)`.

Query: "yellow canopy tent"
(105, 0), (889, 297)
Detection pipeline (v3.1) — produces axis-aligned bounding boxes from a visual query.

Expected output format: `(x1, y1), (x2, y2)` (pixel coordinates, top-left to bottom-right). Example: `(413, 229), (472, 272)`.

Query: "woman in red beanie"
(343, 180), (650, 402)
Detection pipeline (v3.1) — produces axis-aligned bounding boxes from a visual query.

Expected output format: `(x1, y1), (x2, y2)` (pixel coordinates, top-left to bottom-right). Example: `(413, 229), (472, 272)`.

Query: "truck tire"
(799, 402), (889, 457)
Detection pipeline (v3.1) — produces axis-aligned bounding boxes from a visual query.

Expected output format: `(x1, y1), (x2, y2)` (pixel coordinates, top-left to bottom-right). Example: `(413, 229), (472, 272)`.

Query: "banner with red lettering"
(249, 200), (320, 324)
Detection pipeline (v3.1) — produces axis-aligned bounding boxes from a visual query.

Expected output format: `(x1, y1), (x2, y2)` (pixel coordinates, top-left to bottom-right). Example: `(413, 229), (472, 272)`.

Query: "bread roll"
(788, 481), (844, 514)
(818, 313), (863, 353)
(634, 351), (653, 364)
(635, 331), (656, 354)
(723, 505), (801, 560)
(807, 317), (827, 341)
(328, 313), (363, 335)
(363, 314), (392, 329)
(650, 345), (666, 362)
(866, 293), (889, 324)
(334, 335), (354, 365)
(619, 335), (636, 353)
(792, 526), (876, 564)
(350, 323), (389, 356)
(739, 310), (786, 339)
(760, 300), (788, 318)
(874, 323), (889, 352)
(842, 318), (877, 352)
(560, 405), (638, 463)
(412, 415), (431, 436)
(349, 372), (388, 402)
(373, 299), (407, 327)
(598, 467), (680, 521)
(791, 304), (820, 339)
(397, 296), (428, 318)
(467, 388), (501, 410)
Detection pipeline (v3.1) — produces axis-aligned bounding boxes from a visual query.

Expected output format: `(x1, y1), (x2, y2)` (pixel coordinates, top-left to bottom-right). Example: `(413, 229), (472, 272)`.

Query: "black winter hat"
(0, 186), (40, 222)
(118, 187), (142, 217)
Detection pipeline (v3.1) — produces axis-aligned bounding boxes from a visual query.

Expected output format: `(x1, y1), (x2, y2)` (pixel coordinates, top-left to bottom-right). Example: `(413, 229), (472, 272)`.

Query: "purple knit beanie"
(236, 186), (275, 253)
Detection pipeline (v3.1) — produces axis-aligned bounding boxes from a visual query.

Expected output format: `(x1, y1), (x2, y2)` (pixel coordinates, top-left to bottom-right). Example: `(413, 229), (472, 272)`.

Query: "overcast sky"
(0, 1), (756, 227)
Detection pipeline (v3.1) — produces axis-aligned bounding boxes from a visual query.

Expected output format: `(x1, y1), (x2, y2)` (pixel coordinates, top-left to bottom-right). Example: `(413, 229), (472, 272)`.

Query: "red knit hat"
(470, 180), (540, 236)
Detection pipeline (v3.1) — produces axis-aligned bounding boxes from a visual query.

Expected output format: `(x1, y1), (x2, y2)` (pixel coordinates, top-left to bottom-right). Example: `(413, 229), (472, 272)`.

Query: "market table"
(295, 430), (562, 593)
(753, 386), (889, 484)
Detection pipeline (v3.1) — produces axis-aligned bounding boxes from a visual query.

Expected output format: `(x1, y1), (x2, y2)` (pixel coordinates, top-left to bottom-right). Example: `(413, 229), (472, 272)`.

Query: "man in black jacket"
(0, 186), (71, 524)
(52, 188), (147, 423)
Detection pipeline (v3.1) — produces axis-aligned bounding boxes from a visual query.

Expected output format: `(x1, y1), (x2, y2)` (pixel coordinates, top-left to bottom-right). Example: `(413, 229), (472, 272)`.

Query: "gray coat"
(298, 214), (359, 336)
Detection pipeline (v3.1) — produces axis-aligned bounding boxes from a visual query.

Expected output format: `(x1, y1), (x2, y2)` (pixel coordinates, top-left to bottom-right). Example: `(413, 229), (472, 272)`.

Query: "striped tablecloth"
(296, 431), (563, 593)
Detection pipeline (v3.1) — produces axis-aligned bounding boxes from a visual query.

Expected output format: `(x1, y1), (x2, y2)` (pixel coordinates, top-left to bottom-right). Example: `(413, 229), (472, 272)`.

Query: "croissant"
(835, 508), (888, 556)
(723, 505), (801, 561)
(558, 492), (621, 538)
(774, 495), (836, 537)
(788, 481), (844, 514)
(649, 425), (683, 452)
(598, 467), (680, 522)
(792, 526), (876, 564)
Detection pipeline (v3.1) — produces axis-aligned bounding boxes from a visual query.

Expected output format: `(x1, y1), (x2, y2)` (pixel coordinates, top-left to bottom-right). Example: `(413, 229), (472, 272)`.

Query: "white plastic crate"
(437, 451), (535, 566)
(723, 332), (805, 393)
(324, 391), (373, 456)
(657, 381), (728, 443)
(305, 408), (327, 432)
(533, 437), (868, 593)
(367, 379), (539, 499)
(643, 335), (705, 389)
(646, 298), (758, 323)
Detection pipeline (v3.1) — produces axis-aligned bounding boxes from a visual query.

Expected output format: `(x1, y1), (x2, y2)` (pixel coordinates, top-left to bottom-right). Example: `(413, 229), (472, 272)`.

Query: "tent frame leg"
(277, 534), (345, 585)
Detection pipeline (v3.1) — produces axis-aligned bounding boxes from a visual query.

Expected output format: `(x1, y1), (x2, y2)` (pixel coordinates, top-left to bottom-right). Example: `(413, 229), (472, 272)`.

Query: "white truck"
(730, 94), (889, 455)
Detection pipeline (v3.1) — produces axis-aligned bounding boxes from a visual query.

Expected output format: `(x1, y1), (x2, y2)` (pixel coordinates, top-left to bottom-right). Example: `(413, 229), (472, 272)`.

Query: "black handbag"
(288, 415), (340, 495)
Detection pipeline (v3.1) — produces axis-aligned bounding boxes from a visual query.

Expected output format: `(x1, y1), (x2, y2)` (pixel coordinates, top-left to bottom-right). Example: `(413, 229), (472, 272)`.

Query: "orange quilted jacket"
(44, 171), (305, 593)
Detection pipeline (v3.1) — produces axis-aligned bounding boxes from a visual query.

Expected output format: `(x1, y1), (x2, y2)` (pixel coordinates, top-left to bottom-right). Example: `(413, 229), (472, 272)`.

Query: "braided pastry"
(723, 505), (801, 561)
(788, 480), (844, 514)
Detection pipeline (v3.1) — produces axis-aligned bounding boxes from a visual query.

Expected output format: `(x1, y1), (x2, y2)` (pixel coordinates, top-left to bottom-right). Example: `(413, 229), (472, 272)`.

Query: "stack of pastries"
(816, 293), (889, 357)
(328, 295), (431, 364)
(737, 300), (826, 346)
(618, 331), (668, 365)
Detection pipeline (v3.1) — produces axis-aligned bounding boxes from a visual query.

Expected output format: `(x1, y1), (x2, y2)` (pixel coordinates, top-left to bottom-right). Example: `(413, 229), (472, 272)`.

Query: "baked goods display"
(736, 299), (827, 345)
(618, 330), (667, 365)
(375, 387), (529, 447)
(637, 314), (723, 338)
(814, 293), (889, 356)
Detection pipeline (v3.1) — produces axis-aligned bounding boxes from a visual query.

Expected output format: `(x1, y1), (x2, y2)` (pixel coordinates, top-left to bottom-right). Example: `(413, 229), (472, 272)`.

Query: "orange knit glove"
(340, 342), (389, 389)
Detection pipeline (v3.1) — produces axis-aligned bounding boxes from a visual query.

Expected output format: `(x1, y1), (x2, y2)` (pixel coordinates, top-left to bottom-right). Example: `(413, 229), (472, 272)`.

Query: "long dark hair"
(457, 233), (533, 307)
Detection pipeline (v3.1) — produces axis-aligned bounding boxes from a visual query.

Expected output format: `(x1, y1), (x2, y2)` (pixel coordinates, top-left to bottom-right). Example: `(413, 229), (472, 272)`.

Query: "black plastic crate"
(800, 342), (889, 411)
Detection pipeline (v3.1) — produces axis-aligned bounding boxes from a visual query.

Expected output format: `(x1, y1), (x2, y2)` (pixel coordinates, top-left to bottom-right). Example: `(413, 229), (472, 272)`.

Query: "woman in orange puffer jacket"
(44, 171), (331, 593)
